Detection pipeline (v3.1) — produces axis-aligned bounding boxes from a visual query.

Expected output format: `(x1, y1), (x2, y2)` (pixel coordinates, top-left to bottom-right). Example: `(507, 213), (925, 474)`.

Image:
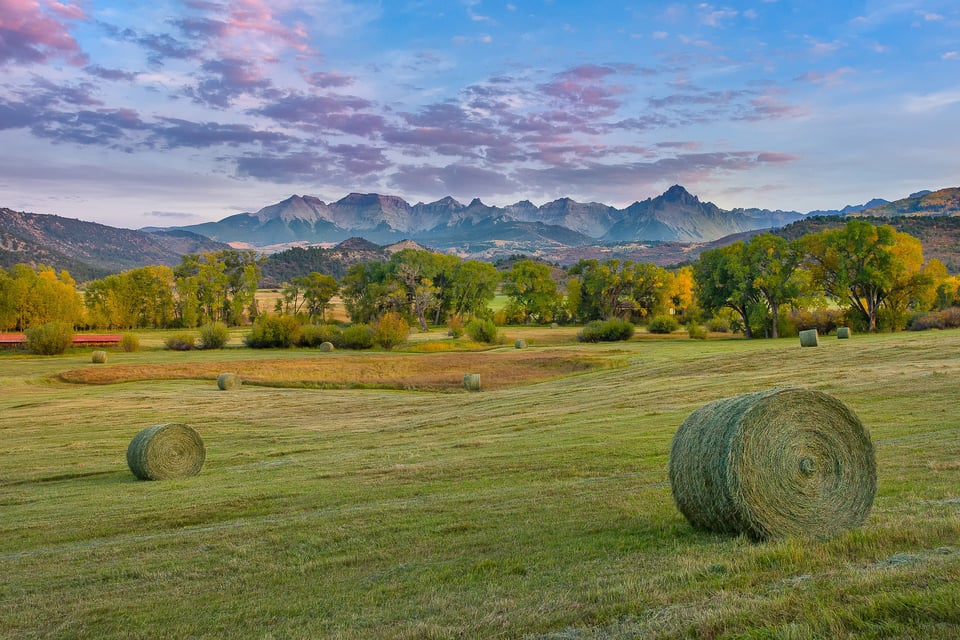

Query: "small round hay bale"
(319, 341), (335, 352)
(91, 350), (107, 364)
(463, 373), (481, 391)
(217, 372), (242, 391)
(515, 339), (527, 349)
(837, 327), (851, 339)
(668, 387), (876, 540)
(126, 423), (205, 481)
(799, 329), (819, 347)
(550, 323), (559, 329)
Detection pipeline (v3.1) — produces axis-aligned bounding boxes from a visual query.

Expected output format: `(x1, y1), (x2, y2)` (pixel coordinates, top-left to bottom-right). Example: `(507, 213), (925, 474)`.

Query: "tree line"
(1, 219), (958, 336)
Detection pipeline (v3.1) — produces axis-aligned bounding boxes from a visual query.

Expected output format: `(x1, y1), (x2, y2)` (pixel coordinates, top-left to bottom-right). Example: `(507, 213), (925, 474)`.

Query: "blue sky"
(0, 0), (958, 228)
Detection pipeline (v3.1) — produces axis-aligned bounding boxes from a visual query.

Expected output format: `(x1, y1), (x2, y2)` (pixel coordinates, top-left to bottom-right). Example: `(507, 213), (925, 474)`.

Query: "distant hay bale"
(126, 423), (205, 481)
(463, 373), (481, 391)
(217, 372), (241, 391)
(837, 327), (851, 339)
(799, 329), (819, 347)
(91, 350), (107, 364)
(515, 339), (527, 349)
(319, 341), (335, 352)
(550, 323), (559, 329)
(668, 387), (876, 540)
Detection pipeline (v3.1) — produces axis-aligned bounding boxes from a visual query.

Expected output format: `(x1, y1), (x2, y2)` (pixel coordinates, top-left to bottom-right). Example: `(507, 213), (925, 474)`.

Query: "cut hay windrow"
(799, 329), (819, 347)
(668, 387), (876, 540)
(837, 327), (851, 339)
(126, 423), (206, 481)
(217, 372), (242, 390)
(91, 351), (107, 364)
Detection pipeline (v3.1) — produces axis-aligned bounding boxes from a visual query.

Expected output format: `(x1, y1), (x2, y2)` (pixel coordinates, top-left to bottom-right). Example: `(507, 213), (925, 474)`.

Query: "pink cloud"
(0, 0), (88, 66)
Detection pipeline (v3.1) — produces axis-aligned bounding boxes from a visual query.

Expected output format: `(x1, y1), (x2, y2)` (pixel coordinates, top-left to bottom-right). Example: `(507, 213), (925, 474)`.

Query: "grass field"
(1, 328), (959, 638)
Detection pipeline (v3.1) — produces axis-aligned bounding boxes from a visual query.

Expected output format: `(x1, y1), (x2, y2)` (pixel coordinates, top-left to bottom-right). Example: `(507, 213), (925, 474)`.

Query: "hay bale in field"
(799, 329), (819, 347)
(668, 387), (876, 540)
(515, 339), (527, 349)
(837, 327), (851, 339)
(217, 372), (241, 390)
(463, 373), (481, 391)
(319, 341), (335, 352)
(126, 423), (205, 481)
(91, 350), (107, 364)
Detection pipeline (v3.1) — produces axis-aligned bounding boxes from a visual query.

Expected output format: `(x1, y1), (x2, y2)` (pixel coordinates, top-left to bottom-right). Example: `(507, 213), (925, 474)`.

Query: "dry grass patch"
(55, 349), (624, 391)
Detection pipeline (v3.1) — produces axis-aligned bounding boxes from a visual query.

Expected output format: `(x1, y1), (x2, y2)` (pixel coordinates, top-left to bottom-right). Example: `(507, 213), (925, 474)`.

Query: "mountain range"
(3, 186), (960, 281)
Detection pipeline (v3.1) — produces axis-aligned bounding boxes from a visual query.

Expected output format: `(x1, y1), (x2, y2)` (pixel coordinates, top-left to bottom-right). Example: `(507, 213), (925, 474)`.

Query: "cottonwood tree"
(694, 242), (761, 338)
(0, 264), (83, 330)
(502, 259), (562, 323)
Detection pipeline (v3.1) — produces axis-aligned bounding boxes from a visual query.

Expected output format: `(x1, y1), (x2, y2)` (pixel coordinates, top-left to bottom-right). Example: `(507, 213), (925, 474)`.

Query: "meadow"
(0, 327), (958, 638)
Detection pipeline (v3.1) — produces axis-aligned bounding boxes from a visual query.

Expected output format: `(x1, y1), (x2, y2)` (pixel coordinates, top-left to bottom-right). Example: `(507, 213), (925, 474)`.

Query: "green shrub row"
(577, 318), (635, 342)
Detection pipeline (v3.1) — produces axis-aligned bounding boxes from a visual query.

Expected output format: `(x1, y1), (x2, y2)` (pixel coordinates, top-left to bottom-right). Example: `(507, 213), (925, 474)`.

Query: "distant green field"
(1, 330), (959, 638)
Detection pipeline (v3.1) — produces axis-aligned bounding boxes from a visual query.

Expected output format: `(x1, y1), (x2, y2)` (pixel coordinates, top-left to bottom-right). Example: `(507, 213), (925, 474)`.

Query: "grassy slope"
(0, 331), (958, 639)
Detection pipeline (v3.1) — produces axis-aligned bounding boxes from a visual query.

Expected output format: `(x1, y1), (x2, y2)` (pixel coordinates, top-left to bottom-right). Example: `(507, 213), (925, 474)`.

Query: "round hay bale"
(799, 329), (819, 347)
(217, 372), (242, 391)
(91, 350), (107, 364)
(463, 373), (481, 391)
(515, 339), (527, 349)
(837, 327), (851, 339)
(668, 387), (876, 540)
(319, 341), (335, 352)
(126, 423), (205, 481)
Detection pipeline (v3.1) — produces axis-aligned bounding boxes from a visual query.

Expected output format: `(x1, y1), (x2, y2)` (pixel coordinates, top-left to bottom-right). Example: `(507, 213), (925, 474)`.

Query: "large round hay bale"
(668, 387), (876, 540)
(91, 350), (107, 364)
(515, 339), (527, 349)
(463, 373), (481, 391)
(319, 341), (335, 352)
(217, 372), (241, 390)
(799, 329), (819, 347)
(126, 423), (205, 481)
(837, 327), (851, 339)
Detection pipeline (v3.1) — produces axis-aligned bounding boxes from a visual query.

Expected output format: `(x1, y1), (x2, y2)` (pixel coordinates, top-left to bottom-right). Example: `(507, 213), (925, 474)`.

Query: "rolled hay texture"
(515, 339), (528, 349)
(668, 387), (876, 540)
(837, 327), (851, 339)
(126, 423), (205, 481)
(91, 350), (107, 364)
(463, 373), (481, 391)
(799, 329), (819, 347)
(217, 372), (242, 390)
(319, 341), (335, 352)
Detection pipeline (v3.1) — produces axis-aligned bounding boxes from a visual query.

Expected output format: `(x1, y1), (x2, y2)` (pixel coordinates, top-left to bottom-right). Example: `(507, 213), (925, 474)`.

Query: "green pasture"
(1, 330), (958, 638)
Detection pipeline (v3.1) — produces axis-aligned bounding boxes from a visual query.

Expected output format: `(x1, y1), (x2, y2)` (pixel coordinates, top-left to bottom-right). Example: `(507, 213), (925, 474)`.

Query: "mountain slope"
(850, 187), (960, 218)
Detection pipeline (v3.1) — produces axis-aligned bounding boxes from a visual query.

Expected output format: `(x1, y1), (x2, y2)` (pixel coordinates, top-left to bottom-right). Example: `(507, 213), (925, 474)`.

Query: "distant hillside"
(851, 187), (960, 218)
(0, 208), (231, 281)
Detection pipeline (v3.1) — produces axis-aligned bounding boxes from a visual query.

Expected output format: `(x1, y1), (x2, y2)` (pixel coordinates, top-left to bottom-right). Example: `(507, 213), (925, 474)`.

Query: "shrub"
(577, 318), (635, 343)
(197, 322), (229, 350)
(24, 322), (74, 355)
(687, 322), (708, 340)
(705, 317), (730, 333)
(244, 315), (301, 348)
(298, 323), (344, 348)
(466, 317), (500, 344)
(341, 323), (375, 350)
(787, 308), (846, 336)
(164, 332), (196, 351)
(374, 312), (409, 349)
(906, 308), (960, 332)
(119, 334), (140, 352)
(447, 315), (465, 338)
(647, 315), (680, 334)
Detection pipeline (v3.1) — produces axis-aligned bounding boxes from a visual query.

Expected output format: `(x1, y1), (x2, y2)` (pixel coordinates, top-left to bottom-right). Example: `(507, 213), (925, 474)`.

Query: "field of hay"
(1, 329), (959, 638)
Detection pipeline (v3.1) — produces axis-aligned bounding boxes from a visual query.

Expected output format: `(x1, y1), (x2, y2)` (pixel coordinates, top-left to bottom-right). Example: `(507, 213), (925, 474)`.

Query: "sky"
(0, 0), (958, 229)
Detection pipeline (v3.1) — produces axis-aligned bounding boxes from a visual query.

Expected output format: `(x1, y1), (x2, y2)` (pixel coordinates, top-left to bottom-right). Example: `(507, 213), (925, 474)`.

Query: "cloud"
(904, 89), (960, 113)
(942, 51), (959, 60)
(389, 163), (521, 197)
(0, 0), (88, 66)
(151, 118), (292, 149)
(794, 66), (855, 88)
(235, 150), (329, 182)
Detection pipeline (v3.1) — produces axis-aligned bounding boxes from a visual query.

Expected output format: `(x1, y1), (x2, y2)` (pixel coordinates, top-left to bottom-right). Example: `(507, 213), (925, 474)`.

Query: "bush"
(907, 308), (960, 331)
(447, 315), (465, 338)
(298, 323), (344, 348)
(374, 312), (409, 349)
(164, 332), (197, 351)
(197, 322), (229, 350)
(119, 334), (140, 352)
(687, 322), (708, 340)
(705, 317), (730, 333)
(244, 315), (301, 348)
(787, 308), (846, 336)
(647, 315), (680, 334)
(466, 317), (500, 344)
(24, 322), (74, 355)
(577, 318), (635, 342)
(341, 323), (375, 350)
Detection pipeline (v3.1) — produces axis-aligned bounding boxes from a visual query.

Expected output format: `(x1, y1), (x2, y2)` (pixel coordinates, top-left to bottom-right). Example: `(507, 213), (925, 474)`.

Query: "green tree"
(502, 259), (562, 323)
(745, 234), (803, 339)
(694, 242), (760, 339)
(298, 273), (339, 323)
(450, 259), (500, 319)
